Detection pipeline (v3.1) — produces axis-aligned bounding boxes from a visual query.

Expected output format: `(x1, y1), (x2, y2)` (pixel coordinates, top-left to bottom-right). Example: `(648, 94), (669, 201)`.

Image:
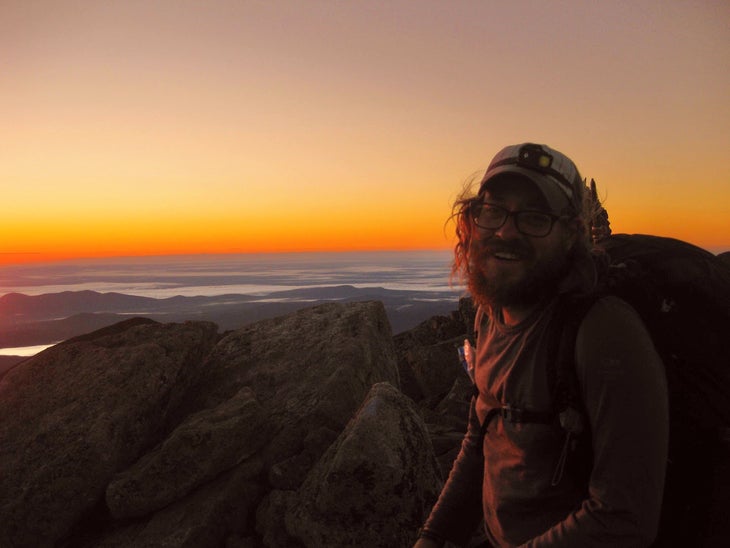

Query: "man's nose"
(492, 213), (521, 238)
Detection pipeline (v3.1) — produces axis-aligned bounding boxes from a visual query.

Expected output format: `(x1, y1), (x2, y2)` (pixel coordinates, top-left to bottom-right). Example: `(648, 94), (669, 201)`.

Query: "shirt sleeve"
(523, 296), (669, 547)
(420, 395), (485, 546)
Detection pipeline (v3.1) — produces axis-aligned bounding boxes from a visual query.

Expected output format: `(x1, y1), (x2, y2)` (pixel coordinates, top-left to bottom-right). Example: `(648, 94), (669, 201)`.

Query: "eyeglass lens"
(473, 204), (554, 237)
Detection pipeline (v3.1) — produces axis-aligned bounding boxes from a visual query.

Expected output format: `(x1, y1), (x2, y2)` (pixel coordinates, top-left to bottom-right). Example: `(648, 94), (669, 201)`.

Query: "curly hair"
(449, 181), (481, 285)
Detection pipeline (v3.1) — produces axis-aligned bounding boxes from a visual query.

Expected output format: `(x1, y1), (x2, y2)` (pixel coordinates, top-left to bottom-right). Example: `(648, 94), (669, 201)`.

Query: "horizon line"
(0, 246), (455, 267)
(2, 240), (728, 267)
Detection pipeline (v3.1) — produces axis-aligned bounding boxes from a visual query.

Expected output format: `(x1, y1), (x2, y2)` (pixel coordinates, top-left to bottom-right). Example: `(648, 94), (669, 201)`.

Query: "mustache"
(471, 238), (533, 259)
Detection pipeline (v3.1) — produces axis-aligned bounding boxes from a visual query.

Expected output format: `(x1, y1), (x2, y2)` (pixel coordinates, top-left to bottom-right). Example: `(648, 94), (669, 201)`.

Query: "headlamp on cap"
(518, 144), (553, 170)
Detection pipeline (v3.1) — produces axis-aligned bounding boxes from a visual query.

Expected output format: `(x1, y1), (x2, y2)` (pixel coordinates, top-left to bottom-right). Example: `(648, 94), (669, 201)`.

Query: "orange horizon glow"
(2, 2), (729, 268)
(0, 239), (455, 267)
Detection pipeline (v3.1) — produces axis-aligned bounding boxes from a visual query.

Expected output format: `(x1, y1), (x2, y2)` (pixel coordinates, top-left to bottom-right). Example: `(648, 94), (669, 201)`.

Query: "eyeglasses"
(471, 202), (565, 237)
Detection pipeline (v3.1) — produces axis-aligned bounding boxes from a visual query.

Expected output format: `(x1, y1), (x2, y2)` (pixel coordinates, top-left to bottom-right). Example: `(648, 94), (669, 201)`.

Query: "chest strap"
(480, 405), (555, 437)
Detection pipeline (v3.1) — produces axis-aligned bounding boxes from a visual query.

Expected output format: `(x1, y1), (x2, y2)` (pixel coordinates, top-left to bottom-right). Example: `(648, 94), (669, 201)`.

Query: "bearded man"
(415, 144), (668, 547)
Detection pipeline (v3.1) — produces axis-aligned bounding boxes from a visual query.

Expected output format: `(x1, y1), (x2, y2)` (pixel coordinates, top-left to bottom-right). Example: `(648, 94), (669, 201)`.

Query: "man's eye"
(480, 207), (504, 221)
(520, 212), (550, 228)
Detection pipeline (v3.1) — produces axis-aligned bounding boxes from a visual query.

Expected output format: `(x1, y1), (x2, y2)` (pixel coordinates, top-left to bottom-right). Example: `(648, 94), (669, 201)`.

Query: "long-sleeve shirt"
(422, 296), (669, 547)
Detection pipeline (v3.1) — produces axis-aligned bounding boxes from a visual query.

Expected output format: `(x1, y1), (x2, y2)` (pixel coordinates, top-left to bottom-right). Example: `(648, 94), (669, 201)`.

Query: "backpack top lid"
(599, 233), (730, 315)
(588, 177), (730, 315)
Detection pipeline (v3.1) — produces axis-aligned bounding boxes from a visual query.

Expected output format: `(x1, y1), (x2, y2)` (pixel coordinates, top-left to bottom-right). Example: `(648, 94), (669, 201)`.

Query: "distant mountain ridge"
(0, 286), (461, 349)
(0, 290), (160, 317)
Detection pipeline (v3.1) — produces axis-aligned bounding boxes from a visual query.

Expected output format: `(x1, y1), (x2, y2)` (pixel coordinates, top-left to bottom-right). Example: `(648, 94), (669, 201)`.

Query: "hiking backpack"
(550, 233), (730, 547)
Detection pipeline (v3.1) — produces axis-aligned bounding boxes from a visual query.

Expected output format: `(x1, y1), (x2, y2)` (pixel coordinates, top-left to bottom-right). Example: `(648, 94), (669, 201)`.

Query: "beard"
(467, 237), (571, 311)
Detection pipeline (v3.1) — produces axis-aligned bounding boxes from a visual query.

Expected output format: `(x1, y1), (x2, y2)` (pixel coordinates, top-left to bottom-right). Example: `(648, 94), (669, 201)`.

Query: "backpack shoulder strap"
(547, 294), (601, 485)
(549, 294), (600, 416)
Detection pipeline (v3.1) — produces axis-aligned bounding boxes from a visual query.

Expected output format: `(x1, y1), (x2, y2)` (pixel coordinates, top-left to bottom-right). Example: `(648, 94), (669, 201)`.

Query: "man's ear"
(562, 218), (580, 252)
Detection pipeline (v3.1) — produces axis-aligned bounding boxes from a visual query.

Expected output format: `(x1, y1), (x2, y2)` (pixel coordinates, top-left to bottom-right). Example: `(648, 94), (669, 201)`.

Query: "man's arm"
(524, 296), (669, 547)
(416, 395), (485, 547)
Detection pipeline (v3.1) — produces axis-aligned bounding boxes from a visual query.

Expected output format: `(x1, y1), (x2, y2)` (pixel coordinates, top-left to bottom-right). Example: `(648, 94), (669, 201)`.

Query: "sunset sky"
(2, 0), (729, 265)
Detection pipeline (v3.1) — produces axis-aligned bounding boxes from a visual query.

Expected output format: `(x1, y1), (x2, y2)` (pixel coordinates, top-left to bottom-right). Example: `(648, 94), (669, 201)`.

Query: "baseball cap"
(479, 143), (584, 214)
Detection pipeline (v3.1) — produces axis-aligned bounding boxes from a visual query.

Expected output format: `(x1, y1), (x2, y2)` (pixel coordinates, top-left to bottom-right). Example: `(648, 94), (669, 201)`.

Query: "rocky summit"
(0, 300), (475, 548)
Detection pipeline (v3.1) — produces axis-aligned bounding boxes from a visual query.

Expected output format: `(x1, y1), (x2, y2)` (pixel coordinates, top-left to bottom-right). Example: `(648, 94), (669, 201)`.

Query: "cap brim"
(479, 165), (571, 214)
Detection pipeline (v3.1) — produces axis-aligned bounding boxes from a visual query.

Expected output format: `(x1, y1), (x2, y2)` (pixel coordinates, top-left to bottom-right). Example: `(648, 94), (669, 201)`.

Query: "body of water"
(0, 250), (458, 298)
(0, 343), (59, 357)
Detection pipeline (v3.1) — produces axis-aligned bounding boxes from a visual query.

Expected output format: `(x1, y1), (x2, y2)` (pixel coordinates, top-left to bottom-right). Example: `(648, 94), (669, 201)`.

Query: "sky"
(2, 0), (729, 265)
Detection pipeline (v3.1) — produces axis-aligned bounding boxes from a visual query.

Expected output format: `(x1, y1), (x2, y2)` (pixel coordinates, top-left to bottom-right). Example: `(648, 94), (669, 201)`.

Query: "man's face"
(467, 175), (576, 311)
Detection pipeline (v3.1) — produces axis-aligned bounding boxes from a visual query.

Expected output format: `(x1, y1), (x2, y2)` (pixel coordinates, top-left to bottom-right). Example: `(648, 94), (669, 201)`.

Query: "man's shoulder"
(583, 294), (642, 322)
(556, 293), (643, 340)
(572, 294), (660, 370)
(575, 294), (649, 338)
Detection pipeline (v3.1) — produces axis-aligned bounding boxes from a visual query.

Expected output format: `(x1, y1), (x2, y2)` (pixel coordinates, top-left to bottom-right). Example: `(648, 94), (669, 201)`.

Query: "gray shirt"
(423, 296), (668, 547)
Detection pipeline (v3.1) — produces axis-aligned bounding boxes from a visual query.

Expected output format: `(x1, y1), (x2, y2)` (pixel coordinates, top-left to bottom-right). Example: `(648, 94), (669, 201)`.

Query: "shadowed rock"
(193, 301), (400, 482)
(0, 301), (468, 547)
(719, 251), (730, 268)
(106, 386), (268, 519)
(395, 311), (466, 402)
(282, 382), (443, 548)
(393, 302), (474, 475)
(96, 460), (262, 548)
(0, 319), (219, 548)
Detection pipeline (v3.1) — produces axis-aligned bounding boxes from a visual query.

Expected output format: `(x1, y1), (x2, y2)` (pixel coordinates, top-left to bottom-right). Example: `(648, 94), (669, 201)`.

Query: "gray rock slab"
(96, 459), (261, 548)
(106, 386), (268, 519)
(195, 302), (399, 471)
(284, 382), (443, 548)
(0, 319), (219, 547)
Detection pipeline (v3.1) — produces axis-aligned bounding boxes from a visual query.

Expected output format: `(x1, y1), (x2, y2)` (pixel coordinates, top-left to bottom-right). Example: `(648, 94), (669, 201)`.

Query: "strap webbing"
(479, 405), (556, 438)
